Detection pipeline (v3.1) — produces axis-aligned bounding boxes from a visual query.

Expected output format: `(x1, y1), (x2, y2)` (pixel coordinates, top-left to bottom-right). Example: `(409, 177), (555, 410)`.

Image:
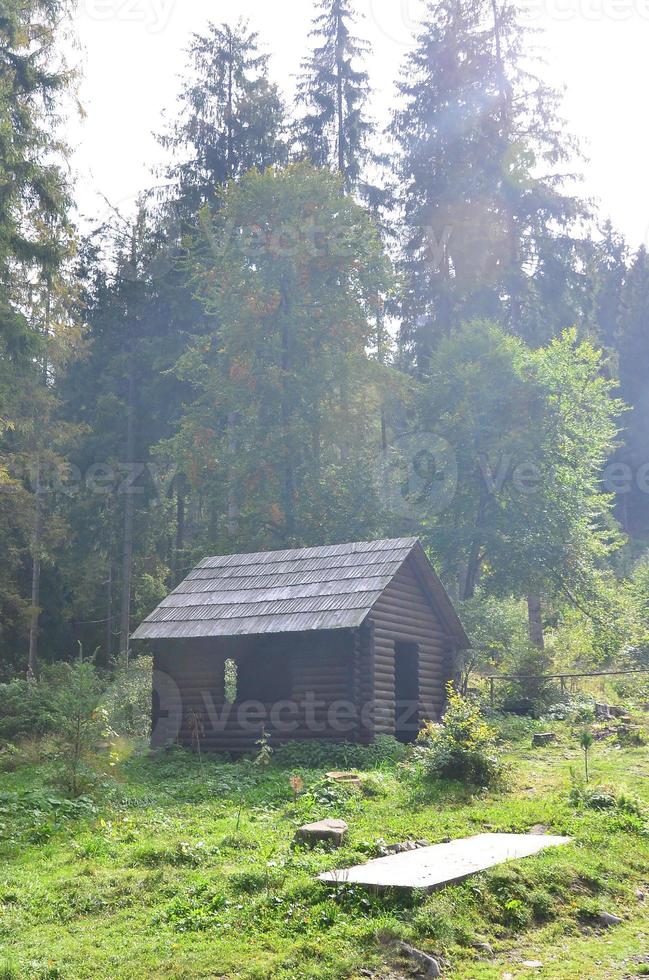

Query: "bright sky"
(70, 0), (649, 249)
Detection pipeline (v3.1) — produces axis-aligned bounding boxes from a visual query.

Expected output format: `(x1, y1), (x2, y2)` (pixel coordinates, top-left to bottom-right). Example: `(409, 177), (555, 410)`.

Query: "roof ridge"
(197, 536), (419, 568)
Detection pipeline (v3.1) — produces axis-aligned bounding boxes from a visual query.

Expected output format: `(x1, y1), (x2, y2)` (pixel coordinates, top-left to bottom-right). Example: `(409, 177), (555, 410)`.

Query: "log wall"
(151, 629), (358, 753)
(368, 557), (453, 734)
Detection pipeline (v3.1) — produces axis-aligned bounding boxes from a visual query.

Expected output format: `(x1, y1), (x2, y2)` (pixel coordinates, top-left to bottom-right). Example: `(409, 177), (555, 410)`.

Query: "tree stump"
(532, 732), (558, 747)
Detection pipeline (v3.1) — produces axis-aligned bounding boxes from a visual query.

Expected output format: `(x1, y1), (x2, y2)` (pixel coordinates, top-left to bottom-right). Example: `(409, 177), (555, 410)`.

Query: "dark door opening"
(394, 642), (419, 743)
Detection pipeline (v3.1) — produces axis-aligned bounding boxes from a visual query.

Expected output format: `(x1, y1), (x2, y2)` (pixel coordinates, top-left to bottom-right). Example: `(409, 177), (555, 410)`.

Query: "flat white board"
(319, 833), (571, 891)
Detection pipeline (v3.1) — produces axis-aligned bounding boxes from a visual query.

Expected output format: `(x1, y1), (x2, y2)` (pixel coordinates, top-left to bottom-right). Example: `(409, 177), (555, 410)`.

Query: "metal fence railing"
(485, 668), (649, 707)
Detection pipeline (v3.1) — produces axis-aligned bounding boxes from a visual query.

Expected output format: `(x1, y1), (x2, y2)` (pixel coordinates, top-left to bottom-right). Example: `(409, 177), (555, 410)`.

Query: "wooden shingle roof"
(132, 537), (469, 646)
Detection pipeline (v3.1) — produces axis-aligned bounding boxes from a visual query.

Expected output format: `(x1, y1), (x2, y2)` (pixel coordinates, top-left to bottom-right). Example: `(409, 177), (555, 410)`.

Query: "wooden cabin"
(132, 537), (469, 753)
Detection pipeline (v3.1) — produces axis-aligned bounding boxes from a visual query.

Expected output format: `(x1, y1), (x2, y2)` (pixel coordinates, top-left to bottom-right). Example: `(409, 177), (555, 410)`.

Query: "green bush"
(100, 658), (153, 739)
(0, 676), (60, 742)
(49, 662), (107, 796)
(414, 684), (505, 787)
(272, 734), (407, 771)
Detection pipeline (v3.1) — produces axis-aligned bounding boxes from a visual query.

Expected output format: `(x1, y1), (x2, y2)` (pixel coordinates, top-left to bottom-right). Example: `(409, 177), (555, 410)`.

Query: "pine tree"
(296, 0), (377, 199)
(0, 0), (77, 675)
(58, 209), (194, 666)
(582, 221), (627, 349)
(160, 20), (287, 216)
(391, 0), (587, 371)
(616, 246), (649, 537)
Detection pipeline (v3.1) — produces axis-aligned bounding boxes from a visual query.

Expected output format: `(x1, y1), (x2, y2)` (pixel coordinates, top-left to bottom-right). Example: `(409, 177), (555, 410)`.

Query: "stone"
(522, 962), (543, 969)
(398, 941), (442, 978)
(528, 824), (550, 835)
(473, 942), (494, 958)
(596, 703), (628, 720)
(319, 833), (571, 891)
(608, 706), (627, 718)
(297, 819), (348, 846)
(378, 839), (431, 857)
(595, 911), (623, 928)
(532, 732), (558, 747)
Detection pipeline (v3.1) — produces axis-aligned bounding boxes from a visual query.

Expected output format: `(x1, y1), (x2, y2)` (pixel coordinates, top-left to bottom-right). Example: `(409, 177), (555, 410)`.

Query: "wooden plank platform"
(319, 833), (571, 891)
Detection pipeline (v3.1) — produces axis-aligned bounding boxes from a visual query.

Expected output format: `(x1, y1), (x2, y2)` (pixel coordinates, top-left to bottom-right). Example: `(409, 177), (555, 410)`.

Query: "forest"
(2, 3), (649, 978)
(1, 0), (648, 693)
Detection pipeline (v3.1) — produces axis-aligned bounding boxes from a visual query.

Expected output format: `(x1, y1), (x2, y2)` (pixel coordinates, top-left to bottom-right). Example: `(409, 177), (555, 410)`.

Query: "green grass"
(0, 718), (648, 979)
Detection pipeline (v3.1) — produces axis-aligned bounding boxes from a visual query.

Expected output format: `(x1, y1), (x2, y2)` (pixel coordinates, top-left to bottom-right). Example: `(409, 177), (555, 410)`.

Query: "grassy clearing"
(0, 716), (648, 979)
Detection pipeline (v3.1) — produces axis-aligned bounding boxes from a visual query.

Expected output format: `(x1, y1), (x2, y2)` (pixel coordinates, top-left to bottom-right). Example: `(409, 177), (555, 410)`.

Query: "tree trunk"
(461, 486), (488, 600)
(227, 412), (239, 536)
(527, 594), (545, 649)
(335, 10), (346, 182)
(280, 285), (296, 539)
(226, 32), (234, 179)
(491, 0), (521, 326)
(27, 463), (43, 679)
(175, 478), (186, 581)
(119, 367), (136, 665)
(376, 305), (388, 452)
(103, 555), (113, 668)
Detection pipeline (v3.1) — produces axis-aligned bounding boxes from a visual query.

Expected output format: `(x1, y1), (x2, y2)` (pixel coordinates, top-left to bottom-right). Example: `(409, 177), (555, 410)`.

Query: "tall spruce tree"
(58, 207), (199, 666)
(296, 0), (377, 200)
(160, 20), (287, 216)
(391, 0), (586, 370)
(0, 0), (78, 675)
(615, 246), (649, 537)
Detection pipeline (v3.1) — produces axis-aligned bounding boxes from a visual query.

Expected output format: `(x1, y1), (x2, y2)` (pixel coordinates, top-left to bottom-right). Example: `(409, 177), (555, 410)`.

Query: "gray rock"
(473, 942), (494, 958)
(595, 911), (623, 927)
(379, 839), (430, 857)
(398, 941), (442, 978)
(296, 818), (348, 846)
(608, 705), (627, 718)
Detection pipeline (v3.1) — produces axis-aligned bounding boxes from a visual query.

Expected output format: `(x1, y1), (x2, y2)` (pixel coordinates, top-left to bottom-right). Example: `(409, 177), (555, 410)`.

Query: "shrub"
(569, 781), (646, 818)
(99, 659), (153, 739)
(415, 684), (505, 787)
(0, 676), (59, 742)
(49, 661), (107, 796)
(542, 698), (596, 723)
(272, 734), (407, 770)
